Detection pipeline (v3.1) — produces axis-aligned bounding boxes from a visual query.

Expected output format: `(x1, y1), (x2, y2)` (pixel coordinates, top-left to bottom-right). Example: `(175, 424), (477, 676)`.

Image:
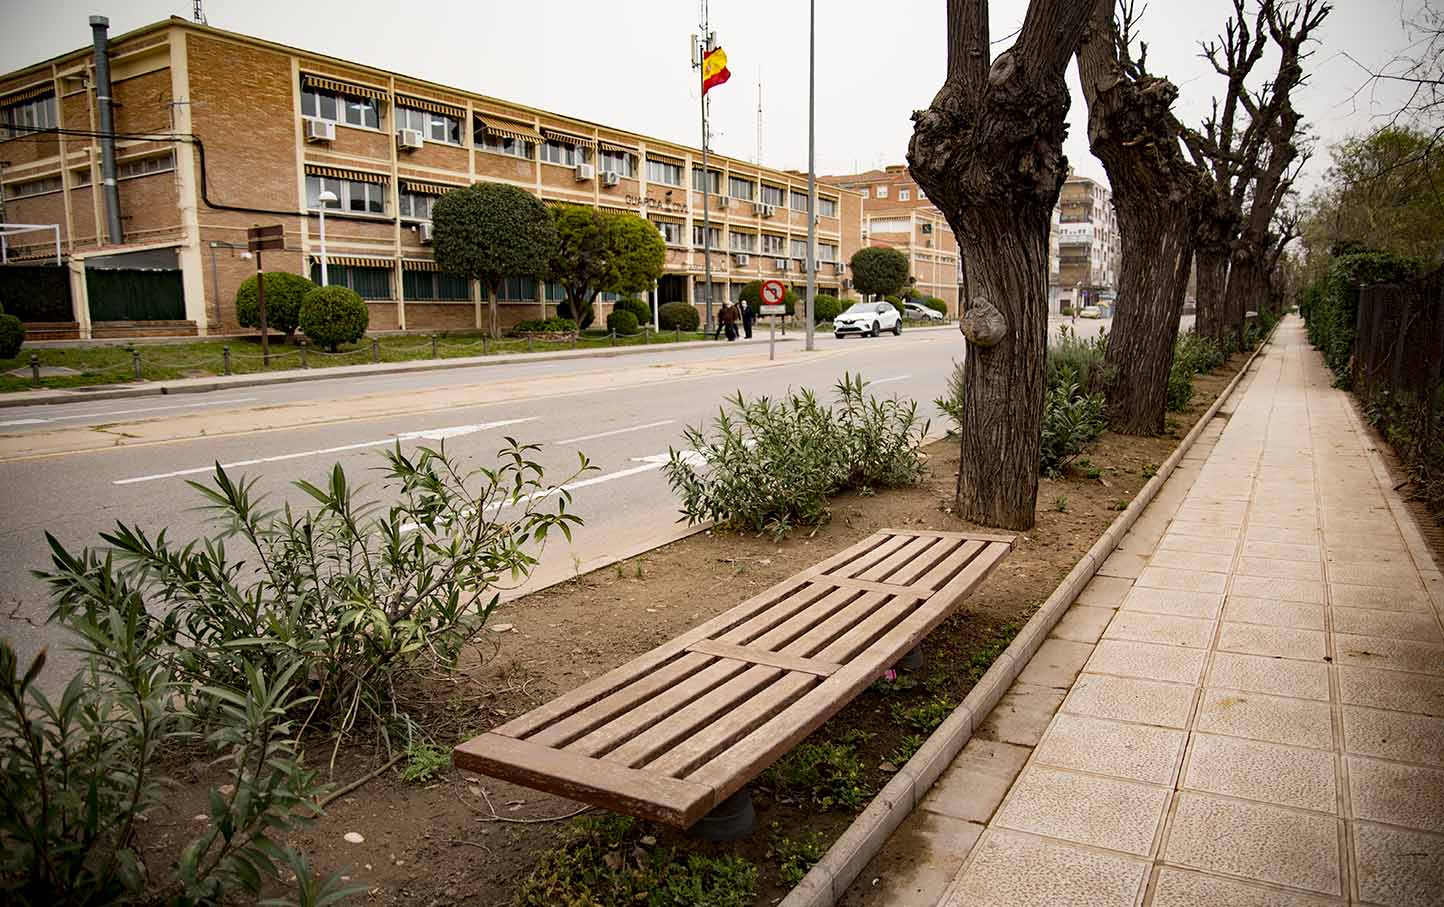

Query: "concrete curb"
(780, 330), (1278, 907)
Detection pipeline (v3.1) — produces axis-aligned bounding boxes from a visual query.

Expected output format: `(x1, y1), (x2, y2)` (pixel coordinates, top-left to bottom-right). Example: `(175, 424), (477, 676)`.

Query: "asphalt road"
(0, 316), (1124, 688)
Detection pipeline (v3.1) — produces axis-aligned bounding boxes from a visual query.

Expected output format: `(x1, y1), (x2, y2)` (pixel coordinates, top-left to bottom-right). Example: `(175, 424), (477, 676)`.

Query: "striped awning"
(477, 117), (542, 144)
(301, 73), (387, 101)
(400, 178), (463, 196)
(597, 139), (635, 155)
(1, 82), (54, 105)
(396, 94), (465, 119)
(646, 151), (686, 165)
(542, 128), (595, 148)
(313, 255), (394, 268)
(304, 164), (388, 184)
(401, 258), (441, 271)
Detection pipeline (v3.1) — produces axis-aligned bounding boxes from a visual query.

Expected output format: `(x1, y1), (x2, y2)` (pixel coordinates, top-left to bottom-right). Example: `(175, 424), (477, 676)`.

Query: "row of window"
(859, 184), (923, 202)
(305, 263), (640, 303)
(663, 219), (837, 260)
(2, 93), (56, 139)
(687, 168), (839, 216)
(5, 152), (176, 199)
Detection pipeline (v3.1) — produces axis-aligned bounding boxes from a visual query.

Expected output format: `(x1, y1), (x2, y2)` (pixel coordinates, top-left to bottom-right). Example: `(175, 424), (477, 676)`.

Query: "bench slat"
(798, 575), (931, 600)
(687, 640), (842, 676)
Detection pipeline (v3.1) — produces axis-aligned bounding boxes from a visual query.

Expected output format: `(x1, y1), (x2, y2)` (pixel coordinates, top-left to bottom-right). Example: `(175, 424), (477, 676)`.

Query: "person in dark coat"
(738, 299), (756, 339)
(718, 302), (740, 341)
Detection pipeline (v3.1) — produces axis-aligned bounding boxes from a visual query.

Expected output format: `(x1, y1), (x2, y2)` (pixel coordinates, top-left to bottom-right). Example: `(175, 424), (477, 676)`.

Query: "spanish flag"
(702, 46), (731, 94)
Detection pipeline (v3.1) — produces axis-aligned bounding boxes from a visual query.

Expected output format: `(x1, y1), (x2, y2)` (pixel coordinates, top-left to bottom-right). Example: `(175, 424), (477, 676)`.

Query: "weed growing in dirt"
(1054, 495), (1069, 512)
(1112, 499), (1130, 511)
(517, 814), (756, 907)
(869, 674), (919, 694)
(1142, 463), (1159, 478)
(763, 741), (872, 811)
(890, 733), (927, 765)
(401, 743), (450, 783)
(890, 696), (956, 734)
(769, 827), (828, 887)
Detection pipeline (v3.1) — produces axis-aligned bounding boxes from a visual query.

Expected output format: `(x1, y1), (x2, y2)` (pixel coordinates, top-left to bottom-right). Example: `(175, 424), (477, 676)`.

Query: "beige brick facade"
(1, 17), (864, 336)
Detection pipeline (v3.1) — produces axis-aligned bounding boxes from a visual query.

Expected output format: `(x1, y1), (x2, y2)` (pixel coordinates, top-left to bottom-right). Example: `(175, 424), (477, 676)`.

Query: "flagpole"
(804, 0), (816, 352)
(699, 4), (715, 336)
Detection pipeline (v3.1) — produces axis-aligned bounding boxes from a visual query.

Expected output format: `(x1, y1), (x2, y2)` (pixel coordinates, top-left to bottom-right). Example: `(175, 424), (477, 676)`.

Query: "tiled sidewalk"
(846, 318), (1444, 906)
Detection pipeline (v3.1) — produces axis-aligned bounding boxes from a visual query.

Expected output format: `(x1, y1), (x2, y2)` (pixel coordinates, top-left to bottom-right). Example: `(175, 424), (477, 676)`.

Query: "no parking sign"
(759, 279), (787, 315)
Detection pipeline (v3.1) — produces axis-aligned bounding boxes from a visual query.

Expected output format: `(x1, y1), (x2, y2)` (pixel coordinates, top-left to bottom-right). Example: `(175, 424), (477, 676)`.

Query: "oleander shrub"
(235, 271), (316, 342)
(1173, 330), (1225, 375)
(664, 374), (929, 536)
(1040, 376), (1106, 476)
(0, 304), (24, 360)
(1046, 324), (1112, 396)
(606, 309), (639, 335)
(813, 294), (842, 324)
(299, 285), (369, 351)
(611, 297), (651, 327)
(923, 297), (948, 317)
(657, 301), (701, 332)
(513, 317), (577, 334)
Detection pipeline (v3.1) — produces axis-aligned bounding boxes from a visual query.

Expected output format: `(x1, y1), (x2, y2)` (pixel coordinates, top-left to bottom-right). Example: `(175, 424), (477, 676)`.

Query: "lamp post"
(207, 240), (252, 327)
(317, 189), (338, 286)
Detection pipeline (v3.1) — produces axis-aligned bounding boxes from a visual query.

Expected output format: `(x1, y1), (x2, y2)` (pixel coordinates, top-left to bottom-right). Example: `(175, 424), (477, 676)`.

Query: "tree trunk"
(487, 283), (499, 339)
(1075, 0), (1206, 436)
(908, 0), (1093, 530)
(1194, 242), (1229, 342)
(1224, 245), (1266, 345)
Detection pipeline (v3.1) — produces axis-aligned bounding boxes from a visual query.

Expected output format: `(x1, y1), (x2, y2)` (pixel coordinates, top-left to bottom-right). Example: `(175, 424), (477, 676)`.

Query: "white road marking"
(112, 417), (536, 485)
(4, 397), (262, 427)
(869, 374), (912, 386)
(552, 420), (676, 446)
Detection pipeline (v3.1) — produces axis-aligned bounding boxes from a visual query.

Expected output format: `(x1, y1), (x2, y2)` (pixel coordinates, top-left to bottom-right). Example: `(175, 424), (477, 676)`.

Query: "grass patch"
(400, 742), (450, 783)
(762, 741), (871, 812)
(890, 696), (956, 734)
(768, 827), (828, 887)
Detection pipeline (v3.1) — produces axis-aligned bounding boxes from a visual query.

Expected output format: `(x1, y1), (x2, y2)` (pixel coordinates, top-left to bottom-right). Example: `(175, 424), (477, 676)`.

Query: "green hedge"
(1301, 250), (1420, 385)
(813, 294), (841, 324)
(606, 309), (639, 335)
(236, 272), (317, 340)
(611, 297), (650, 327)
(658, 301), (700, 332)
(299, 286), (368, 351)
(0, 266), (73, 322)
(923, 297), (947, 316)
(514, 317), (577, 334)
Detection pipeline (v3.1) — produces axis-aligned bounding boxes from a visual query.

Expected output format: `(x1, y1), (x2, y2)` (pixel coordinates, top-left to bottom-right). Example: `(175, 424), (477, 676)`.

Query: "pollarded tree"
(849, 247), (911, 300)
(546, 206), (666, 331)
(1076, 0), (1210, 435)
(432, 182), (558, 337)
(908, 0), (1094, 530)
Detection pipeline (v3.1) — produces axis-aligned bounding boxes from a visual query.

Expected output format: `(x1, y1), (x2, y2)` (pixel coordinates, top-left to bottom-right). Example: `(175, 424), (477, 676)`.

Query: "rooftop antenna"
(754, 67), (763, 165)
(193, 0), (206, 24)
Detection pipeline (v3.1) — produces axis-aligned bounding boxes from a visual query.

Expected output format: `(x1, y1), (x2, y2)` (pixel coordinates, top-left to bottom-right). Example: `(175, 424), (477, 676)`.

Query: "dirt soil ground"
(136, 357), (1246, 906)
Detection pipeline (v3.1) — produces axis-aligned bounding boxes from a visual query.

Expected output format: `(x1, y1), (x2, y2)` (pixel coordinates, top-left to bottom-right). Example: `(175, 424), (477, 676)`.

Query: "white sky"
(0, 0), (1427, 193)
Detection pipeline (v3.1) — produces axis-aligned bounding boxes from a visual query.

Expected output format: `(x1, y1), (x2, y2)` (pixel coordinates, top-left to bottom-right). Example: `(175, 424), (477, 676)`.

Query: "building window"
(790, 190), (812, 213)
(647, 158), (683, 187)
(875, 185), (888, 198)
(899, 189), (911, 202)
(2, 93), (56, 137)
(500, 276), (537, 301)
(692, 224), (721, 249)
(301, 86), (379, 129)
(818, 243), (838, 262)
(760, 233), (785, 255)
(403, 269), (470, 300)
(860, 187), (869, 198)
(117, 152), (175, 180)
(760, 184), (784, 207)
(789, 238), (809, 260)
(312, 263), (391, 299)
(479, 133), (533, 158)
(729, 231), (756, 252)
(396, 106), (461, 145)
(817, 196), (838, 218)
(917, 188), (927, 199)
(305, 174), (386, 215)
(599, 149), (636, 177)
(545, 281), (568, 303)
(398, 191), (434, 221)
(71, 168), (91, 187)
(5, 175), (62, 199)
(728, 176), (754, 200)
(868, 216), (910, 233)
(691, 167), (721, 193)
(652, 218), (684, 246)
(541, 139), (589, 166)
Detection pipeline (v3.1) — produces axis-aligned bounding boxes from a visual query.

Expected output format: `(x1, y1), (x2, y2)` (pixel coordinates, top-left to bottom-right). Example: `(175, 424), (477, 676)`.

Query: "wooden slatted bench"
(453, 528), (1013, 828)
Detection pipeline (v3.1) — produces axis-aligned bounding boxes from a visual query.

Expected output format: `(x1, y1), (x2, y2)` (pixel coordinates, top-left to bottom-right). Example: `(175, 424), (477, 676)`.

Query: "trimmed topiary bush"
(924, 297), (948, 317)
(884, 295), (905, 316)
(513, 317), (577, 334)
(612, 297), (651, 327)
(658, 301), (700, 332)
(235, 272), (316, 341)
(606, 309), (639, 335)
(0, 304), (24, 360)
(299, 285), (368, 351)
(813, 294), (841, 324)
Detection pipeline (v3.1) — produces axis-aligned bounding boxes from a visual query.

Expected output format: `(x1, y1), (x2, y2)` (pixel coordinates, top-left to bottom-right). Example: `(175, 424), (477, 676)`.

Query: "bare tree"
(1076, 0), (1210, 435)
(907, 0), (1094, 529)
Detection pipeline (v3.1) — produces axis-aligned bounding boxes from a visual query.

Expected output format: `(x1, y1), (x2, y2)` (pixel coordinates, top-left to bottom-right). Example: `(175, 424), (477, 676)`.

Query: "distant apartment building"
(821, 165), (960, 311)
(0, 16), (863, 338)
(1051, 174), (1121, 312)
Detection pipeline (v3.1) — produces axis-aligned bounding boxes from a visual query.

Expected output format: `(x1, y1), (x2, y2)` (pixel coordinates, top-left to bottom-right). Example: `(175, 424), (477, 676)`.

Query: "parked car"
(1079, 305), (1103, 319)
(903, 301), (944, 322)
(834, 301), (902, 338)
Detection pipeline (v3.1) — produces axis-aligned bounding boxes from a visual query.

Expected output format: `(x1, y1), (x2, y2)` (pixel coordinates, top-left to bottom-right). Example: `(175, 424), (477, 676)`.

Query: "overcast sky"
(1, 0), (1428, 194)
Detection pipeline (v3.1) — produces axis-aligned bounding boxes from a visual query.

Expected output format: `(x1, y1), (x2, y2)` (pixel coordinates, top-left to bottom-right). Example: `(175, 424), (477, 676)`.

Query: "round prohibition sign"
(760, 280), (786, 306)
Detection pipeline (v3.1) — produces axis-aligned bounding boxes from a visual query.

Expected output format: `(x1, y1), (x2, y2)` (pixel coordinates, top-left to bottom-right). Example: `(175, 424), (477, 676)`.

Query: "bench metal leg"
(894, 644), (924, 673)
(688, 788), (756, 841)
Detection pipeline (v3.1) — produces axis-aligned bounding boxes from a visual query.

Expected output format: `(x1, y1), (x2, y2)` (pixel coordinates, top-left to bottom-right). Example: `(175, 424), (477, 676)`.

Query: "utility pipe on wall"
(90, 15), (123, 245)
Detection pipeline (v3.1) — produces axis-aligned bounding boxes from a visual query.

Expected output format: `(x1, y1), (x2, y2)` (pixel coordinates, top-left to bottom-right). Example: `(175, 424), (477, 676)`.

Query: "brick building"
(0, 16), (863, 338)
(820, 165), (961, 311)
(1052, 173), (1121, 312)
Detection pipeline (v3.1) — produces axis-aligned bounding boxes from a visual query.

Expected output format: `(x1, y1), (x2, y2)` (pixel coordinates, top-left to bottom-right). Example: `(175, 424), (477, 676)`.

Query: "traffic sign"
(759, 279), (787, 315)
(247, 224), (285, 252)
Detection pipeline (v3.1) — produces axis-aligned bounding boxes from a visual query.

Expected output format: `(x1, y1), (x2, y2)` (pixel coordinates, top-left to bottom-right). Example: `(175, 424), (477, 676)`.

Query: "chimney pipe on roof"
(90, 15), (123, 245)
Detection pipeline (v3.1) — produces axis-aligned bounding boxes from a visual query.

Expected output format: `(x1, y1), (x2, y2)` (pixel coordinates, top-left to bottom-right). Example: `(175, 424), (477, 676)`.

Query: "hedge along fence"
(0, 265), (74, 322)
(1299, 249), (1420, 384)
(1349, 267), (1444, 514)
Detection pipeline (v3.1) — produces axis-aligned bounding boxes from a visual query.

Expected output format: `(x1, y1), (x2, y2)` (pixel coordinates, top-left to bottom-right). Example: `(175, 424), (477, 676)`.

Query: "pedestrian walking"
(739, 298), (756, 339)
(719, 302), (740, 341)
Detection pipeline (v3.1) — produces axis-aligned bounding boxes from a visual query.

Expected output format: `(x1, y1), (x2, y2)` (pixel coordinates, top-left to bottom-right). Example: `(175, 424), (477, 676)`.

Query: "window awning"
(304, 164), (388, 184)
(314, 255), (394, 268)
(400, 178), (463, 196)
(300, 73), (387, 101)
(1, 83), (54, 106)
(646, 151), (686, 165)
(476, 117), (542, 144)
(401, 258), (441, 271)
(542, 128), (595, 148)
(396, 94), (465, 119)
(597, 139), (636, 155)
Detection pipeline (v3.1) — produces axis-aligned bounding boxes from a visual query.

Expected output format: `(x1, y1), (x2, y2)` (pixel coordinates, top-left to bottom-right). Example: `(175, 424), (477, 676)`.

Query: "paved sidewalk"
(849, 318), (1444, 906)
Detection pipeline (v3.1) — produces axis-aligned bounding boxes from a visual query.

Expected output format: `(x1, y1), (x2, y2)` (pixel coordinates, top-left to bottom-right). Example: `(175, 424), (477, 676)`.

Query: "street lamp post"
(207, 240), (253, 327)
(317, 189), (338, 286)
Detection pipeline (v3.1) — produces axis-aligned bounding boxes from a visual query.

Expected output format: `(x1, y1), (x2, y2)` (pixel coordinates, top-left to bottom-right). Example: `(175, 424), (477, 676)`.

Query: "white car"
(834, 301), (902, 338)
(903, 301), (944, 322)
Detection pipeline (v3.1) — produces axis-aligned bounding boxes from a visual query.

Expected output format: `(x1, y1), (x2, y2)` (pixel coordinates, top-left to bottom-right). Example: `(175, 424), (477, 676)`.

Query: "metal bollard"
(298, 338), (308, 369)
(609, 330), (616, 347)
(644, 326), (650, 344)
(482, 335), (490, 355)
(527, 335), (533, 353)
(222, 346), (232, 375)
(29, 353), (40, 388)
(431, 333), (438, 359)
(130, 346), (142, 380)
(570, 334), (577, 350)
(371, 337), (380, 363)
(675, 327), (681, 342)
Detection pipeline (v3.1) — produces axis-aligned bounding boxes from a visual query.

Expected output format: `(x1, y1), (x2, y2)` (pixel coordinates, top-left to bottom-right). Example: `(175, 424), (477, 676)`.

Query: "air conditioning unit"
(833, 261), (845, 274)
(775, 258), (788, 271)
(716, 195), (730, 208)
(751, 201), (768, 216)
(762, 204), (776, 218)
(733, 252), (749, 266)
(305, 119), (336, 143)
(602, 170), (621, 187)
(397, 128), (425, 151)
(419, 222), (434, 244)
(575, 162), (595, 181)
(842, 279), (852, 290)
